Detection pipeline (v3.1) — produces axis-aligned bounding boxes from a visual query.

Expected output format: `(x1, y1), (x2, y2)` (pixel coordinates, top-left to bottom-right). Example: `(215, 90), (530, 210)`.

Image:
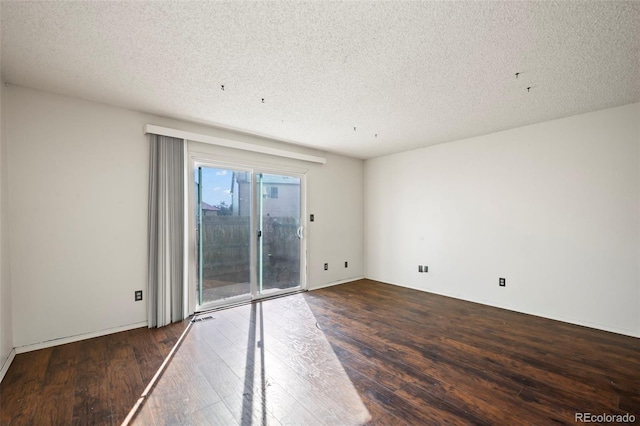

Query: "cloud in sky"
(198, 167), (233, 206)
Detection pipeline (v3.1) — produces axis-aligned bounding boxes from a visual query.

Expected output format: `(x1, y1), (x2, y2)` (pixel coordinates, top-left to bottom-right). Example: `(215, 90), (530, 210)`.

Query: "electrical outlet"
(135, 290), (143, 301)
(418, 265), (423, 272)
(324, 263), (328, 271)
(499, 278), (506, 287)
(344, 261), (348, 268)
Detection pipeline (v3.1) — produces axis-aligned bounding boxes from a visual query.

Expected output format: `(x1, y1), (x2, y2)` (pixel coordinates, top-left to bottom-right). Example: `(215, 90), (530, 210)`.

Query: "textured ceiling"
(1, 1), (639, 159)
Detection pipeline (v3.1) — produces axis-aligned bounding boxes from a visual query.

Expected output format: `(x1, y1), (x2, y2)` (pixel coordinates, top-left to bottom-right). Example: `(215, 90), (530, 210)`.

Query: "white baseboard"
(0, 348), (16, 383)
(14, 321), (148, 354)
(309, 276), (365, 291)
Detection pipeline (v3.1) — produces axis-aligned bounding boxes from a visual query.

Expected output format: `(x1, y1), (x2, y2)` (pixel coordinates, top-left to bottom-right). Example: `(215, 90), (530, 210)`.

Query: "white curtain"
(147, 134), (184, 327)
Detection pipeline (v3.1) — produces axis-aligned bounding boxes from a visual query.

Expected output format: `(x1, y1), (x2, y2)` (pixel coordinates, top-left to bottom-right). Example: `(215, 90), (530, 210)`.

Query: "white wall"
(1, 79), (15, 378)
(305, 153), (364, 288)
(365, 103), (640, 337)
(6, 85), (364, 349)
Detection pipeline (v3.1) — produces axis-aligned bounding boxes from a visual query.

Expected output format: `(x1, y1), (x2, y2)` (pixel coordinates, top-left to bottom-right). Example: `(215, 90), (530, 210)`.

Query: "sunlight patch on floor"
(129, 294), (370, 425)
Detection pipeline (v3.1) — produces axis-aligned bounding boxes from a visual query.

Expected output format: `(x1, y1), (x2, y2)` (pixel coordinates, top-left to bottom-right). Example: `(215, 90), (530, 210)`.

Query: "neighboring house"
(230, 171), (250, 217)
(201, 202), (220, 217)
(231, 172), (300, 218)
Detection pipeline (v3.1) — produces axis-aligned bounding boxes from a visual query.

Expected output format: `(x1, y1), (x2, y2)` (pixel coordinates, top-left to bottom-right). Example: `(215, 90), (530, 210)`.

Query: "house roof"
(201, 202), (220, 211)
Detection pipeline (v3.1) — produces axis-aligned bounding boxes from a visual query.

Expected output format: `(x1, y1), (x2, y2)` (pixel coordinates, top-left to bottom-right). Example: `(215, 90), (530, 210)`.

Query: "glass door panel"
(257, 173), (302, 295)
(195, 166), (252, 307)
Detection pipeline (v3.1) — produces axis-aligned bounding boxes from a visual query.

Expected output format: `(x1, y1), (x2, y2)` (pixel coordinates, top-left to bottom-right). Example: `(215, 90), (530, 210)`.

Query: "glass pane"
(258, 173), (301, 293)
(196, 167), (251, 305)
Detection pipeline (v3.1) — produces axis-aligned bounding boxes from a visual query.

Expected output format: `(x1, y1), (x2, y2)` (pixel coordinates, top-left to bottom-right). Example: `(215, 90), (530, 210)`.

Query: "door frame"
(186, 153), (307, 315)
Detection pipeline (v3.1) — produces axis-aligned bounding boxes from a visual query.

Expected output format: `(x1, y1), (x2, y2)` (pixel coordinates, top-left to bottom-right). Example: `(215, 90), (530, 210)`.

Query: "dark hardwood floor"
(2, 279), (640, 425)
(1, 320), (188, 425)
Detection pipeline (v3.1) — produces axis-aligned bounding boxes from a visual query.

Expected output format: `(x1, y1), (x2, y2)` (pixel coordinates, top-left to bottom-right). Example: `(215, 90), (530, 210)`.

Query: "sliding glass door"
(257, 173), (302, 294)
(195, 167), (252, 307)
(192, 163), (305, 311)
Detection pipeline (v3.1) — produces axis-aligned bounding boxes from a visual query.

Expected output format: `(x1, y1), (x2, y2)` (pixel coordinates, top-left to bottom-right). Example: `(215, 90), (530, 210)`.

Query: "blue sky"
(196, 167), (233, 206)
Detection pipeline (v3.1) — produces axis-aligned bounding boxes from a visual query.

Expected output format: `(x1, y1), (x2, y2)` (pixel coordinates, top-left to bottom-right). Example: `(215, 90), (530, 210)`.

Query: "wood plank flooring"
(1, 321), (188, 425)
(2, 279), (640, 425)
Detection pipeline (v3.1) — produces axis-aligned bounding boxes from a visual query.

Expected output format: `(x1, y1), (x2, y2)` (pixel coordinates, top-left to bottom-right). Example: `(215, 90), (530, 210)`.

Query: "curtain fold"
(147, 134), (184, 328)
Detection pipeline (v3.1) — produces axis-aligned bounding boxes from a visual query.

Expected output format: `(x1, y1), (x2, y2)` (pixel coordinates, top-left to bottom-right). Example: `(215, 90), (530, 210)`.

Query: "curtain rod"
(144, 124), (326, 164)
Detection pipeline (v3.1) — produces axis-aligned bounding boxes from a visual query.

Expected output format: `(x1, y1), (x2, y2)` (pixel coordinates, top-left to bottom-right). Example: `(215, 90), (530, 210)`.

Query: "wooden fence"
(200, 216), (250, 283)
(199, 215), (300, 287)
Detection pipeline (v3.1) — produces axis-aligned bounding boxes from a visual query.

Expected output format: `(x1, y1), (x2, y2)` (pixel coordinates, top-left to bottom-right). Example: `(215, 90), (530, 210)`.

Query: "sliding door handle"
(296, 226), (303, 239)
